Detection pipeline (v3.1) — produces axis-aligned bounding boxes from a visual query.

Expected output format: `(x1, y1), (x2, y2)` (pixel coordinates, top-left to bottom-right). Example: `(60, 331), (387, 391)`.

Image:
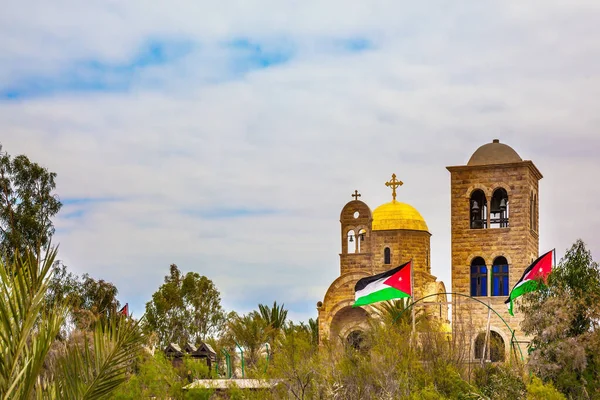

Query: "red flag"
(118, 303), (129, 317)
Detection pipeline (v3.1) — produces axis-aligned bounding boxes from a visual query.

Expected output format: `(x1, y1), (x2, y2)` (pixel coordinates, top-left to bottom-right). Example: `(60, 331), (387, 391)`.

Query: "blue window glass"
(492, 257), (509, 296)
(470, 258), (487, 297)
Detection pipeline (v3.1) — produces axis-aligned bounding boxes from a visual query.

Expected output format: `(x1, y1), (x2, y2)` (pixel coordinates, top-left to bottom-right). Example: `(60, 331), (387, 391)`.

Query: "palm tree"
(376, 298), (427, 326)
(225, 313), (270, 368)
(0, 248), (144, 399)
(257, 301), (288, 332)
(0, 248), (66, 399)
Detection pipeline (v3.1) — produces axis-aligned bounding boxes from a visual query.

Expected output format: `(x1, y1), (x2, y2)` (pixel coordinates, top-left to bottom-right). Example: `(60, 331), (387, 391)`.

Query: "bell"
(500, 198), (507, 211)
(360, 234), (365, 241)
(349, 235), (354, 242)
(471, 200), (480, 213)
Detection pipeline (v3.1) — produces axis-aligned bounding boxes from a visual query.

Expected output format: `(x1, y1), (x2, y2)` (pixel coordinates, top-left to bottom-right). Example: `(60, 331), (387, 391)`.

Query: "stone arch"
(488, 251), (513, 266)
(489, 182), (512, 197)
(330, 305), (370, 345)
(323, 273), (370, 310)
(464, 184), (491, 199)
(473, 327), (509, 362)
(464, 252), (490, 269)
(340, 200), (372, 222)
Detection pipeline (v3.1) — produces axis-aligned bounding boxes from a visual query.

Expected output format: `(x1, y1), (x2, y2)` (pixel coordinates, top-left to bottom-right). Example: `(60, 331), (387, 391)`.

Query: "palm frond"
(49, 316), (144, 400)
(0, 247), (66, 399)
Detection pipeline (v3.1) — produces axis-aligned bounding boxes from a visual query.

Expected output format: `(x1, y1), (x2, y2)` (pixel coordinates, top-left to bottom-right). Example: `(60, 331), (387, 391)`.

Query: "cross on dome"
(352, 190), (361, 200)
(385, 173), (404, 201)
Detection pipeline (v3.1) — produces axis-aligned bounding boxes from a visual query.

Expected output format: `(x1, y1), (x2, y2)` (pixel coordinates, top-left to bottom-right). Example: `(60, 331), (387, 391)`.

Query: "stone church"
(318, 139), (542, 361)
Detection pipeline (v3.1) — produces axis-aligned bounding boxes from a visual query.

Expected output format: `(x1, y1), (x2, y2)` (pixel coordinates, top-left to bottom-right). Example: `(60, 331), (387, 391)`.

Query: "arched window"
(490, 188), (509, 228)
(347, 230), (356, 254)
(474, 331), (505, 362)
(470, 190), (487, 229)
(492, 256), (509, 296)
(384, 247), (391, 264)
(357, 229), (366, 253)
(470, 257), (487, 297)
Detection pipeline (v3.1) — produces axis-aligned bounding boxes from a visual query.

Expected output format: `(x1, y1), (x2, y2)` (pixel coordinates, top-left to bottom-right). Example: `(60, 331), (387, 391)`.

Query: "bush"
(526, 376), (566, 400)
(473, 363), (526, 400)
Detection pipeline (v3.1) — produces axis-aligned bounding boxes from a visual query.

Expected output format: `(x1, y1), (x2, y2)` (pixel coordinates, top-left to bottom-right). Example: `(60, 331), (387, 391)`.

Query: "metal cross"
(385, 173), (403, 201)
(352, 190), (361, 200)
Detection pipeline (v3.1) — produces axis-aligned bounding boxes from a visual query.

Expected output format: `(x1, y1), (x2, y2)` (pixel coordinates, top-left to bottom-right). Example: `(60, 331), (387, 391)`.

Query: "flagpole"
(553, 248), (556, 268)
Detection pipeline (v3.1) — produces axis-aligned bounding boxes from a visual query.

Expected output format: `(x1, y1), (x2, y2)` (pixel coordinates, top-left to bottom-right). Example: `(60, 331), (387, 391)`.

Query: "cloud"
(2, 1), (600, 322)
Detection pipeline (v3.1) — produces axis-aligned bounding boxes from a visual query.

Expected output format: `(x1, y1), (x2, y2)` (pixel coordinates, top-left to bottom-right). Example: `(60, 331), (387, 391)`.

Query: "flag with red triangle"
(505, 250), (554, 316)
(353, 261), (412, 307)
(118, 303), (129, 317)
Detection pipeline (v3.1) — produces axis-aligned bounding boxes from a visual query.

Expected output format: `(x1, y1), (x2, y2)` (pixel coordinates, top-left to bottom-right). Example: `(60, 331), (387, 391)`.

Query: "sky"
(2, 1), (599, 323)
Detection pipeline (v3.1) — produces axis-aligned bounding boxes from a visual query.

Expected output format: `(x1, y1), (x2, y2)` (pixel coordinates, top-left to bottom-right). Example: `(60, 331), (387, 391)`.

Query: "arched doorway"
(330, 305), (369, 345)
(474, 331), (505, 362)
(346, 330), (365, 350)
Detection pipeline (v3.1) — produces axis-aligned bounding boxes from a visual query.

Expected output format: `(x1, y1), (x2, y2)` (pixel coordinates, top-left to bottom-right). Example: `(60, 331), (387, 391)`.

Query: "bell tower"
(447, 139), (543, 361)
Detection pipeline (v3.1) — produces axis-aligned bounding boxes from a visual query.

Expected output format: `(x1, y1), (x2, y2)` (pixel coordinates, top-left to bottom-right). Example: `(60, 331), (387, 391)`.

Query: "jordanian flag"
(505, 250), (554, 316)
(353, 261), (412, 307)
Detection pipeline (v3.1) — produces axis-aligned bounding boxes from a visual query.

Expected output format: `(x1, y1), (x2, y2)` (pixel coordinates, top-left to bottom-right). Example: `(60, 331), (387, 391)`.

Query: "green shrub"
(526, 376), (566, 400)
(184, 388), (215, 400)
(473, 363), (526, 400)
(410, 384), (447, 400)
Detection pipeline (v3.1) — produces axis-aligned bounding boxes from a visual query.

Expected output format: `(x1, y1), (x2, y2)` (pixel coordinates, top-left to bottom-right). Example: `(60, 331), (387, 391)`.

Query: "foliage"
(258, 301), (288, 345)
(0, 146), (62, 259)
(145, 264), (226, 348)
(48, 262), (121, 332)
(0, 247), (143, 400)
(266, 316), (481, 400)
(46, 316), (145, 399)
(473, 363), (526, 400)
(520, 239), (600, 398)
(0, 248), (66, 399)
(375, 297), (427, 327)
(526, 376), (567, 400)
(224, 311), (270, 370)
(270, 322), (320, 399)
(112, 352), (182, 399)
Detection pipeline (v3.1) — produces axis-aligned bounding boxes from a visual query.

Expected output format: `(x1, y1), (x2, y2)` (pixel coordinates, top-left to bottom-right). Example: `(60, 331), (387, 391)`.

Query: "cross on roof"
(385, 173), (403, 201)
(352, 190), (361, 200)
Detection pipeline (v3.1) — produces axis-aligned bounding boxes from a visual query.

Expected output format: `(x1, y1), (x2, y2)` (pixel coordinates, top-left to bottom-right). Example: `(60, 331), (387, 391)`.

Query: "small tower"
(447, 139), (542, 361)
(339, 190), (373, 275)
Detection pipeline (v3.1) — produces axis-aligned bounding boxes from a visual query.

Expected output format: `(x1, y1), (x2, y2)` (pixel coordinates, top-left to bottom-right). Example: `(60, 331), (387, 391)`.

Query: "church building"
(317, 174), (448, 345)
(318, 139), (542, 361)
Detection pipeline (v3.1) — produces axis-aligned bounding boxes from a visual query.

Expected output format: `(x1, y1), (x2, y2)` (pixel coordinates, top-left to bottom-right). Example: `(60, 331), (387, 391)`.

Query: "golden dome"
(467, 139), (522, 166)
(372, 201), (429, 232)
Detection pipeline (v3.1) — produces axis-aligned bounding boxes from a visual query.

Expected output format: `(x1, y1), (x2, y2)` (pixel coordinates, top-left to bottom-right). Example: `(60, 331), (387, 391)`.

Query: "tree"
(374, 298), (427, 326)
(257, 301), (288, 345)
(145, 264), (225, 348)
(520, 239), (600, 398)
(47, 262), (121, 332)
(0, 248), (144, 399)
(0, 145), (62, 259)
(224, 312), (270, 369)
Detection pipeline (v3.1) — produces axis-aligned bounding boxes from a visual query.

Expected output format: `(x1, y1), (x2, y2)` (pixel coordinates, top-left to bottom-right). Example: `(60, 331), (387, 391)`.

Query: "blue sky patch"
(63, 209), (86, 219)
(1, 38), (194, 100)
(337, 37), (373, 52)
(227, 37), (294, 74)
(61, 196), (122, 206)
